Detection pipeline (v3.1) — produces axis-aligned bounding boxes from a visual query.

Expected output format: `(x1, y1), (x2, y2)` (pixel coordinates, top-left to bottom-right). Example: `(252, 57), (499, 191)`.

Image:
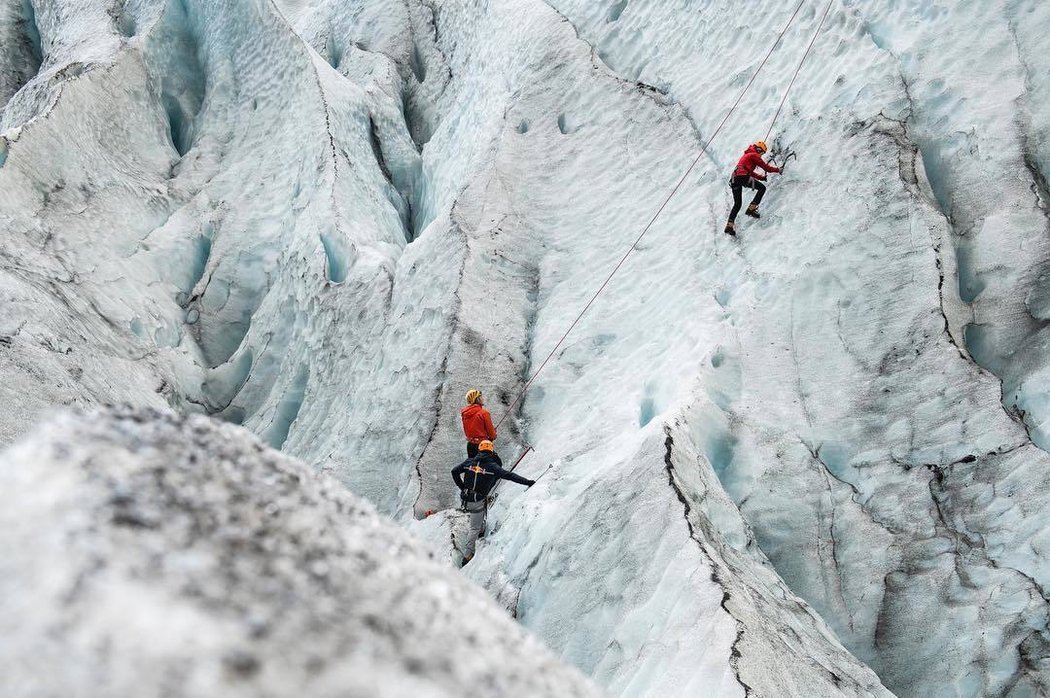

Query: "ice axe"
(530, 464), (554, 486)
(507, 445), (534, 473)
(768, 139), (797, 174)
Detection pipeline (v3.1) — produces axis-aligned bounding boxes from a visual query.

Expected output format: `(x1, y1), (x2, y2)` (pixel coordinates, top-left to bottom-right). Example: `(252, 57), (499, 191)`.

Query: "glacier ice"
(1, 0), (1050, 695)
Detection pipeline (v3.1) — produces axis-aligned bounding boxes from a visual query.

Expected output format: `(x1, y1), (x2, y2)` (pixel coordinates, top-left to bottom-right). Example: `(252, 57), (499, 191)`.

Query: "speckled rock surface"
(0, 407), (600, 698)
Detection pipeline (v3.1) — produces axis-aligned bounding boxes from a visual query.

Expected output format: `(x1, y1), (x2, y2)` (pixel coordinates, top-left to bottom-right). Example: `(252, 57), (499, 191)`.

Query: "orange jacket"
(461, 403), (496, 443)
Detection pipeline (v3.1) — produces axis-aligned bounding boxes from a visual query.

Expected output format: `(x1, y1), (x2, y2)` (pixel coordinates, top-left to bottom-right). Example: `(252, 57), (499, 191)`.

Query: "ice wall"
(497, 0), (1050, 694)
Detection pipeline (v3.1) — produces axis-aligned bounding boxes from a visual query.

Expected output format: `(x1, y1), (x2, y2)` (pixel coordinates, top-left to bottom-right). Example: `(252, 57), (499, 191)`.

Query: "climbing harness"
(494, 0), (827, 430)
(460, 490), (490, 509)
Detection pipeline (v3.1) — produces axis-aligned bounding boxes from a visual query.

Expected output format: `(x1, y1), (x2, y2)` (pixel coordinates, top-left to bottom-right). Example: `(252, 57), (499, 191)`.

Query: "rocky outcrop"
(0, 407), (600, 698)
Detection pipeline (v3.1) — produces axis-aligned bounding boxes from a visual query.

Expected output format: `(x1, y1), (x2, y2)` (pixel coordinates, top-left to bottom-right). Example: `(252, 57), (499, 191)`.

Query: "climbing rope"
(495, 0), (817, 430)
(765, 0), (837, 140)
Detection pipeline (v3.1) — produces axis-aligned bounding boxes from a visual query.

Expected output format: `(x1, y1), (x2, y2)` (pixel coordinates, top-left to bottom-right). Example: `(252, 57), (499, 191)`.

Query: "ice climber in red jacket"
(461, 388), (497, 457)
(724, 140), (781, 236)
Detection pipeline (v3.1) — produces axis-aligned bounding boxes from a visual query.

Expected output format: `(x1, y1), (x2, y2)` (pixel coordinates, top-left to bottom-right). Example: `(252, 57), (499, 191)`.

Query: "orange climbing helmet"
(753, 140), (768, 153)
(465, 389), (482, 405)
(478, 440), (494, 452)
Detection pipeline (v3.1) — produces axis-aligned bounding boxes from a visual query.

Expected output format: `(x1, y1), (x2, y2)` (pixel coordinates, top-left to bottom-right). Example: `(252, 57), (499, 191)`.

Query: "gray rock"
(0, 407), (601, 698)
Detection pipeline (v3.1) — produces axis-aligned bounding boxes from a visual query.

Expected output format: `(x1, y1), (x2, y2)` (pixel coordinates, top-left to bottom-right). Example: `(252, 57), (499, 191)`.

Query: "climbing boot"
(724, 221), (736, 236)
(745, 203), (761, 219)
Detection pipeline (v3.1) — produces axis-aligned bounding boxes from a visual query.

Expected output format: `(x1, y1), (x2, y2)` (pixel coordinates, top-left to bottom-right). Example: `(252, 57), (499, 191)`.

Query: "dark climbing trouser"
(728, 175), (766, 222)
(467, 442), (479, 458)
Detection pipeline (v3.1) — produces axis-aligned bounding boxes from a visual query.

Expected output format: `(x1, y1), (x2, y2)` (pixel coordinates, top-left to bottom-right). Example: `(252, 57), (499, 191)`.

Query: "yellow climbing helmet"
(753, 140), (768, 153)
(465, 389), (482, 405)
(478, 440), (494, 452)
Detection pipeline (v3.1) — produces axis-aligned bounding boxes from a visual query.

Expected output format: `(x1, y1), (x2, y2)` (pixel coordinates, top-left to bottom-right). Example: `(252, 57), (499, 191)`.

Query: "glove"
(525, 479), (536, 488)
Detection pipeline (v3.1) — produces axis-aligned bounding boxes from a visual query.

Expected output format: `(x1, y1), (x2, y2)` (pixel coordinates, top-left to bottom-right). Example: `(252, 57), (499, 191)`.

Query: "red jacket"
(733, 145), (780, 180)
(461, 403), (496, 443)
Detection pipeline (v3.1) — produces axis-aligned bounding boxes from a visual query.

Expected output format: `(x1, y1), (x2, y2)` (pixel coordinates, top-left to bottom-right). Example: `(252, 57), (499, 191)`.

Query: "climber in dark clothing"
(451, 440), (534, 505)
(725, 140), (781, 236)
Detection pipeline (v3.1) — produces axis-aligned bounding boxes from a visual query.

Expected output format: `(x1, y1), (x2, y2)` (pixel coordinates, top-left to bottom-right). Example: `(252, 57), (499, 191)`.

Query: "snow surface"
(1, 0), (1050, 695)
(0, 407), (600, 698)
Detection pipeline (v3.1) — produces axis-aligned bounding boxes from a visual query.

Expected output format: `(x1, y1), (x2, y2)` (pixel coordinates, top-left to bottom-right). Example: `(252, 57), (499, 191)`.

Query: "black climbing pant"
(467, 442), (479, 458)
(728, 175), (766, 222)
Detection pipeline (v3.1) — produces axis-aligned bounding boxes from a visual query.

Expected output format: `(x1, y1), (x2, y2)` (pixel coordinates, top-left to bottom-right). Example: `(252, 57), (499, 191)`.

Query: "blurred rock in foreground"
(0, 407), (600, 698)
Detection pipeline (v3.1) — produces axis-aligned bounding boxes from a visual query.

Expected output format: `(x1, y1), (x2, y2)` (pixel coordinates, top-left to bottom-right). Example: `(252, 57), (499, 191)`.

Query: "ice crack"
(662, 429), (753, 697)
(925, 462), (1050, 606)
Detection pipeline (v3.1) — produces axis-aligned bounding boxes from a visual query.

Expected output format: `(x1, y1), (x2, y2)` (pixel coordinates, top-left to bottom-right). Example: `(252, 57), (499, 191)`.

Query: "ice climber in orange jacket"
(461, 389), (497, 457)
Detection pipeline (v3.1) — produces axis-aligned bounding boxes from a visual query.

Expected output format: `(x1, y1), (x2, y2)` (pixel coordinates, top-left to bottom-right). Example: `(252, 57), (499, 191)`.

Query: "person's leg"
(750, 180), (767, 206)
(728, 179), (744, 222)
(460, 497), (487, 562)
(466, 498), (486, 533)
(467, 442), (478, 458)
